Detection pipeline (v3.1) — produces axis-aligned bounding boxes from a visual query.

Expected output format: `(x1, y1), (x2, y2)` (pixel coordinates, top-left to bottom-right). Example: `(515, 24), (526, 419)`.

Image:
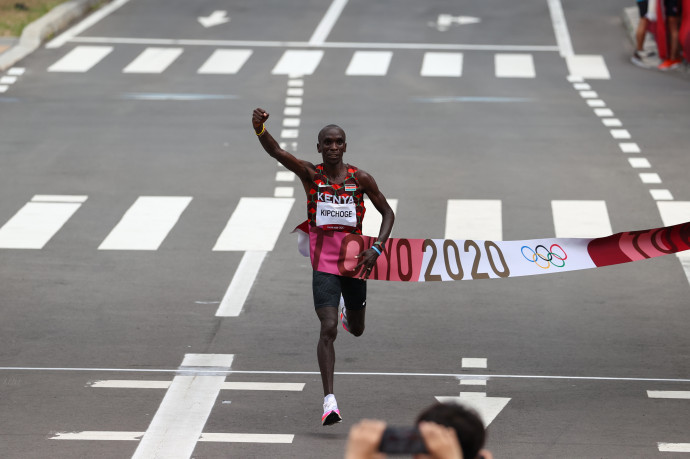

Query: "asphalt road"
(0, 0), (689, 458)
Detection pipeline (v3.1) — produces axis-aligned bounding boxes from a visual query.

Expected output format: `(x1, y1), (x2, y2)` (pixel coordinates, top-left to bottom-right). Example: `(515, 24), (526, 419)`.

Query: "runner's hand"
(354, 249), (378, 280)
(252, 108), (269, 131)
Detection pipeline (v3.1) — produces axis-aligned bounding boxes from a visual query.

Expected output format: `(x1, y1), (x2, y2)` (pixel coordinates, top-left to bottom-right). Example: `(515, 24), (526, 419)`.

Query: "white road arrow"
(198, 10), (230, 28)
(433, 14), (481, 31)
(435, 393), (510, 427)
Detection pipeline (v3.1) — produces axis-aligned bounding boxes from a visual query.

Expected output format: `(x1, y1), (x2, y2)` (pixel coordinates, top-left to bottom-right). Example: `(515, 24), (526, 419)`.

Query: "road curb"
(0, 0), (106, 71)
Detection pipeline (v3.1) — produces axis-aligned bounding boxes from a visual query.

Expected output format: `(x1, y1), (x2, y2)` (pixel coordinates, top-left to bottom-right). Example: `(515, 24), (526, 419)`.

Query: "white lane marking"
(274, 187), (294, 198)
(610, 129), (631, 139)
(628, 158), (651, 168)
(462, 358), (488, 369)
(98, 197), (191, 250)
(216, 251), (267, 317)
(551, 200), (612, 238)
(362, 198), (398, 237)
(619, 142), (640, 153)
(566, 55), (611, 79)
(573, 83), (591, 90)
(70, 36), (560, 52)
(48, 46), (113, 72)
(421, 52), (463, 77)
(594, 108), (614, 117)
(53, 432), (293, 443)
(123, 47), (183, 73)
(8, 67), (25, 75)
(284, 107), (302, 116)
(445, 200), (502, 241)
(0, 85), (7, 93)
(460, 379), (487, 386)
(286, 88), (304, 97)
(346, 51), (393, 76)
(283, 118), (300, 127)
(52, 431), (142, 441)
(90, 380), (305, 391)
(213, 197), (294, 251)
(579, 90), (598, 98)
(494, 54), (535, 78)
(200, 433), (294, 443)
(602, 118), (622, 127)
(657, 201), (690, 286)
(46, 0), (132, 48)
(272, 50), (324, 75)
(547, 0), (574, 57)
(280, 129), (299, 139)
(587, 99), (606, 107)
(309, 0), (349, 45)
(6, 367), (690, 382)
(647, 391), (690, 399)
(650, 189), (673, 201)
(285, 97), (303, 106)
(460, 392), (486, 397)
(197, 49), (252, 74)
(0, 76), (17, 84)
(287, 79), (304, 87)
(275, 171), (296, 181)
(658, 443), (690, 452)
(32, 195), (88, 203)
(640, 173), (662, 184)
(0, 196), (86, 249)
(567, 75), (583, 82)
(132, 354), (233, 459)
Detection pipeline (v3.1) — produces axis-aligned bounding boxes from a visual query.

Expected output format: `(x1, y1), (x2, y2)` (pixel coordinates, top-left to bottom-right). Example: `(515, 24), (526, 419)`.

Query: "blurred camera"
(378, 426), (428, 455)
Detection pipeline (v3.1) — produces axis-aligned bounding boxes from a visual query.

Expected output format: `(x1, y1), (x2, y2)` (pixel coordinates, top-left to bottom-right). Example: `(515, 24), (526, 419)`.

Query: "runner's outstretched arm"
(252, 107), (314, 181)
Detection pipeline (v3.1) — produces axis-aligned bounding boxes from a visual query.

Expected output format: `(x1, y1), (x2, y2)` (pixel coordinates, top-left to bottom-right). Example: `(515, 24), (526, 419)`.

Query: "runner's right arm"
(252, 108), (314, 182)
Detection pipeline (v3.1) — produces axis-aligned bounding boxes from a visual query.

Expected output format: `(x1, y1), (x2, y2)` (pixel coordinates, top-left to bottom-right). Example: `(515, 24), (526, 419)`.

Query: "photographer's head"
(415, 402), (492, 459)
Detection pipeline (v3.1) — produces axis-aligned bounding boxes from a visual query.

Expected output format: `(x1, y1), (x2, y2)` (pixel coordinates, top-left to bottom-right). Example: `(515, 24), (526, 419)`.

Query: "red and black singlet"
(307, 164), (365, 234)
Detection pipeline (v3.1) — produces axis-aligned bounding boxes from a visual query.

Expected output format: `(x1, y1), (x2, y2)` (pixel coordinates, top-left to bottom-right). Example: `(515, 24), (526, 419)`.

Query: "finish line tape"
(295, 221), (690, 282)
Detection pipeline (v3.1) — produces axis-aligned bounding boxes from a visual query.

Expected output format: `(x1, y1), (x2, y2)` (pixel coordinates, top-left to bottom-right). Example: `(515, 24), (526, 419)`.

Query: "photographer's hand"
(345, 419), (387, 459)
(418, 422), (463, 459)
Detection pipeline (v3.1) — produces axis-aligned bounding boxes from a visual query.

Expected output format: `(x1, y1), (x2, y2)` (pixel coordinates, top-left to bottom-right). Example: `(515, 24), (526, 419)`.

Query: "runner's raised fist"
(252, 108), (269, 130)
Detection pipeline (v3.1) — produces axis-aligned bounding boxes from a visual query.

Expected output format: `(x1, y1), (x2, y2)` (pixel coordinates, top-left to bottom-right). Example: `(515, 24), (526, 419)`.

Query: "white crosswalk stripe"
(551, 200), (612, 238)
(271, 50), (324, 75)
(0, 195), (87, 249)
(48, 46), (113, 72)
(495, 53), (536, 78)
(197, 49), (253, 74)
(445, 200), (502, 241)
(421, 52), (463, 77)
(45, 47), (575, 79)
(123, 47), (183, 73)
(346, 51), (393, 76)
(98, 196), (192, 251)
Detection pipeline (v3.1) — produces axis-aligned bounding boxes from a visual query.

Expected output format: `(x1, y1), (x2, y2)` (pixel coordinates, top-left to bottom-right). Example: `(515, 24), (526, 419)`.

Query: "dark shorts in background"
(664, 0), (681, 17)
(638, 0), (649, 18)
(312, 270), (367, 310)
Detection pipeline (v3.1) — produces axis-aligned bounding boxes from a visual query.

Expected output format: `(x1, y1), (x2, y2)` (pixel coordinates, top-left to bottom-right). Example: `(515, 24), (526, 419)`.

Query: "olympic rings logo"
(521, 244), (567, 269)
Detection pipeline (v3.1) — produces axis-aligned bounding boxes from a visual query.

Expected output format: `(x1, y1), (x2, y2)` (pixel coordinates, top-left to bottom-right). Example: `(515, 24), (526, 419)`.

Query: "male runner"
(252, 108), (395, 426)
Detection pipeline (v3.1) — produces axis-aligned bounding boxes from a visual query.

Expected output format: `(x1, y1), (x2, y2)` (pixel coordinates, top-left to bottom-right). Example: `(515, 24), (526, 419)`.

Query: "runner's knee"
(319, 318), (338, 341)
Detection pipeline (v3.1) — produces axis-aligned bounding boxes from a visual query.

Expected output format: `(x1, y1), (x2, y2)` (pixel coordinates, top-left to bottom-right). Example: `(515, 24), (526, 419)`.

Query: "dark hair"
(317, 124), (346, 143)
(416, 402), (486, 459)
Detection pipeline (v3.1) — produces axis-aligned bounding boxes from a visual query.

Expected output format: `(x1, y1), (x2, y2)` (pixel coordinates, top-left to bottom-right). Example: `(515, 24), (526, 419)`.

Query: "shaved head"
(318, 124), (346, 143)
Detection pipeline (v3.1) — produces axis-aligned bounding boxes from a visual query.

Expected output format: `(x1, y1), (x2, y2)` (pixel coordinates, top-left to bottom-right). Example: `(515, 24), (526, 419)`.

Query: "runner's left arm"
(354, 170), (395, 279)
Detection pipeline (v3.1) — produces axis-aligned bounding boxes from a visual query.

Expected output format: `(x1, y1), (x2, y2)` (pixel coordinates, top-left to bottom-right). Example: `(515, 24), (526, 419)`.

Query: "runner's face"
(317, 128), (347, 165)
